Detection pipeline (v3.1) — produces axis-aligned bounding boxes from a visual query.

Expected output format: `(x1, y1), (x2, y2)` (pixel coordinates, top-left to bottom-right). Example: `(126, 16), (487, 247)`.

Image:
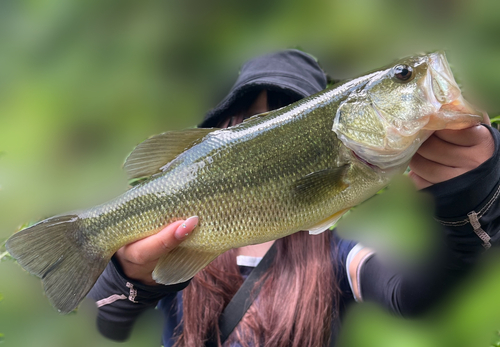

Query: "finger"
(407, 170), (433, 190)
(482, 112), (491, 125)
(434, 125), (489, 147)
(121, 220), (183, 265)
(409, 152), (465, 185)
(416, 134), (481, 169)
(124, 216), (198, 264)
(174, 215), (199, 240)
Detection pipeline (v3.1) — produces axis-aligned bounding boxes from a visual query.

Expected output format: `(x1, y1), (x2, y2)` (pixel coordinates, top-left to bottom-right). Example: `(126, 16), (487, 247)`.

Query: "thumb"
(124, 216), (198, 263)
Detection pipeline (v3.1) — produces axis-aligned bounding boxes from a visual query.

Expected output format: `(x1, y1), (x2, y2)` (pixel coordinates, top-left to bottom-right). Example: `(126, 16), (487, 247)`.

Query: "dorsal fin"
(124, 128), (219, 181)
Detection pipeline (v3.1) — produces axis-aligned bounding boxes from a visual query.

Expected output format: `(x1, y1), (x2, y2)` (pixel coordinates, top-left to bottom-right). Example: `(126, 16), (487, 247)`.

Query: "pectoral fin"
(124, 128), (219, 181)
(152, 246), (222, 285)
(292, 165), (350, 203)
(308, 208), (350, 235)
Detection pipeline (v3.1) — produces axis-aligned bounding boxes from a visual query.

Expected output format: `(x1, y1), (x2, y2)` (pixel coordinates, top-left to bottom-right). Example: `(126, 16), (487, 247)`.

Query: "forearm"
(359, 125), (500, 317)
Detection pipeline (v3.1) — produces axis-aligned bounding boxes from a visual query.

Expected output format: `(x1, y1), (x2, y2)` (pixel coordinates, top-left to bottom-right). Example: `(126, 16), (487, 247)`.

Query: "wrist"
(111, 256), (192, 293)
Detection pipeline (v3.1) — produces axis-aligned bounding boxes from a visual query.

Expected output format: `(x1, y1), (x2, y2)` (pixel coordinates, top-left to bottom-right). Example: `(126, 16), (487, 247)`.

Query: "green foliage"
(491, 331), (500, 347)
(0, 151), (4, 192)
(0, 239), (11, 263)
(0, 251), (11, 262)
(0, 293), (3, 344)
(491, 115), (500, 130)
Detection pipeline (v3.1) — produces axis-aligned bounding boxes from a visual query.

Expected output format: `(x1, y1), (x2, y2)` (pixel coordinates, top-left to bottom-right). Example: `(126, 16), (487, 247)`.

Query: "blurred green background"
(1, 0), (499, 346)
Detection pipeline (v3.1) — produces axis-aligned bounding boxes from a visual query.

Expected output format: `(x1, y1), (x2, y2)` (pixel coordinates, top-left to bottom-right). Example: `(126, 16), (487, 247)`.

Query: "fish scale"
(6, 51), (484, 313)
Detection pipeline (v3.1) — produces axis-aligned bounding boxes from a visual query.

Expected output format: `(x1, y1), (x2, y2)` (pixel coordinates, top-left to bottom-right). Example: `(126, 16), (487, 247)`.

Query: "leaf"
(0, 251), (12, 262)
(490, 116), (500, 131)
(490, 115), (500, 124)
(490, 330), (500, 347)
(1, 238), (14, 262)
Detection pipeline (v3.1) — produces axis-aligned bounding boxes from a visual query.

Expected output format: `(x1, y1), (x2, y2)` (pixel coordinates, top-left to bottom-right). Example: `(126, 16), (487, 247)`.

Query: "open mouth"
(428, 52), (462, 105)
(423, 98), (485, 131)
(422, 52), (485, 130)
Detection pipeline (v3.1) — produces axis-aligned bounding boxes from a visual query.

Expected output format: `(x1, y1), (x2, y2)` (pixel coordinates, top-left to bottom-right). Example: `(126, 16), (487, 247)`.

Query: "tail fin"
(6, 215), (109, 314)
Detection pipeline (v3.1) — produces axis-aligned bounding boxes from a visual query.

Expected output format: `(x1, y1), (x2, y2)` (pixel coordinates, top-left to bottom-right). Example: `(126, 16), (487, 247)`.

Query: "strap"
(210, 242), (277, 346)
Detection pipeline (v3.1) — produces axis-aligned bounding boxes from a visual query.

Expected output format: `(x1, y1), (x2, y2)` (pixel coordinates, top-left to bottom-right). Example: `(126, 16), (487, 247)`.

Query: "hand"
(115, 216), (198, 286)
(409, 125), (495, 190)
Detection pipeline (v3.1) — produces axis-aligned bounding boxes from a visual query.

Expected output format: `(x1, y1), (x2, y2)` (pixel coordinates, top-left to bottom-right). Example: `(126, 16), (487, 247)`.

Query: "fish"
(5, 51), (484, 314)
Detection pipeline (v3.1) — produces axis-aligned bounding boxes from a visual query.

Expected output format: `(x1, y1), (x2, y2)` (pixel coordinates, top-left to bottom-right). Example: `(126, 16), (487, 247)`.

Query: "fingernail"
(174, 216), (198, 240)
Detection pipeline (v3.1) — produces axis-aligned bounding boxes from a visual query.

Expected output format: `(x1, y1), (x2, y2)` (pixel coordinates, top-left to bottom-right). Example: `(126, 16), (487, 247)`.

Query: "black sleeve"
(87, 257), (190, 341)
(360, 125), (500, 317)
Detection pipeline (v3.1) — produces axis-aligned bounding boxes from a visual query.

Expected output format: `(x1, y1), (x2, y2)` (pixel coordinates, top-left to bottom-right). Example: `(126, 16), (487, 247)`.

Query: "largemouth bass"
(6, 52), (483, 314)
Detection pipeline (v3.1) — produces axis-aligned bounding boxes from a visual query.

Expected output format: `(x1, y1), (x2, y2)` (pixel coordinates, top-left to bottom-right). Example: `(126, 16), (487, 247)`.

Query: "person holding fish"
(7, 50), (499, 347)
(82, 50), (500, 346)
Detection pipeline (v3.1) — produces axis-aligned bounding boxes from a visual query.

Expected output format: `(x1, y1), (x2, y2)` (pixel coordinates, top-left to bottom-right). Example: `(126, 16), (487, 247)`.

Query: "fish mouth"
(422, 52), (485, 130)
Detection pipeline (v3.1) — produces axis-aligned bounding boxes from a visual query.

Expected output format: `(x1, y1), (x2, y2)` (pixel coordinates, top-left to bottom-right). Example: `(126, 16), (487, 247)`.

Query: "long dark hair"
(174, 90), (340, 347)
(177, 231), (338, 347)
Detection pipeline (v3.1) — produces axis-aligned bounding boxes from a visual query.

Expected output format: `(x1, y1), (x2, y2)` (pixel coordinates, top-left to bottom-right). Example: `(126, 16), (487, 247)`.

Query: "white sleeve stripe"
(345, 243), (375, 302)
(96, 294), (127, 307)
(346, 244), (364, 301)
(355, 250), (375, 302)
(95, 282), (138, 307)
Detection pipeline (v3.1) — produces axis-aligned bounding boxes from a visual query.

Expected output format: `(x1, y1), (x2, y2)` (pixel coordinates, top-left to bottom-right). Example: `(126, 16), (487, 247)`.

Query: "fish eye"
(392, 64), (413, 82)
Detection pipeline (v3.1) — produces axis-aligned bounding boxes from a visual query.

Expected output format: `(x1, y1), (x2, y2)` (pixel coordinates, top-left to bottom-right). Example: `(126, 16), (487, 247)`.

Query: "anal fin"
(308, 208), (350, 235)
(152, 246), (222, 285)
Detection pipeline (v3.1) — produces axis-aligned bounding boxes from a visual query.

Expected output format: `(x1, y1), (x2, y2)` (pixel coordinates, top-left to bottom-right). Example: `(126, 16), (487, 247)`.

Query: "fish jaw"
(332, 51), (484, 170)
(421, 51), (485, 130)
